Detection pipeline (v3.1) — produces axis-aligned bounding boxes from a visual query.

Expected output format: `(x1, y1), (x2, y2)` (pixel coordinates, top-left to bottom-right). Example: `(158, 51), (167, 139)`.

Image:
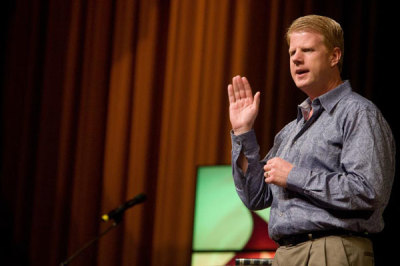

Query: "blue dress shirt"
(231, 81), (396, 241)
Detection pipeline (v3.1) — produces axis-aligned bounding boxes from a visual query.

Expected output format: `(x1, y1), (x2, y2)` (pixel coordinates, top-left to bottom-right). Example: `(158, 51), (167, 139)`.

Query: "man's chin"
(294, 80), (309, 90)
(294, 81), (314, 97)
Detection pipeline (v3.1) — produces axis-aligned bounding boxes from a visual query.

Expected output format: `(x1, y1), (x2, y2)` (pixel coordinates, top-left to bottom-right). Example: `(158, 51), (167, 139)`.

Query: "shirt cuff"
(231, 129), (259, 155)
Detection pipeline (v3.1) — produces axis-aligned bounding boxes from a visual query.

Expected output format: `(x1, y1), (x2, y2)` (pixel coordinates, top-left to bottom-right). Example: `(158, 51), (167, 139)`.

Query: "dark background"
(1, 1), (398, 265)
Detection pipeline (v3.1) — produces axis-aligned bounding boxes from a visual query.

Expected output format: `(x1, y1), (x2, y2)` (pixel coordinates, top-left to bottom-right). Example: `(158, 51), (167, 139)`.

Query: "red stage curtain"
(1, 1), (394, 265)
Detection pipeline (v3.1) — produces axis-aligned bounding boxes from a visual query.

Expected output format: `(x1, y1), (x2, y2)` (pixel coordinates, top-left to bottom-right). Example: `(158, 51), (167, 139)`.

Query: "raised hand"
(228, 75), (260, 135)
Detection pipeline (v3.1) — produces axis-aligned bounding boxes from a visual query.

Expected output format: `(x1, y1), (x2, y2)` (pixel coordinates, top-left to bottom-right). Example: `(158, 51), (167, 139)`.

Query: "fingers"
(263, 158), (278, 176)
(263, 162), (270, 182)
(264, 170), (273, 184)
(242, 77), (253, 99)
(228, 75), (253, 102)
(263, 157), (293, 188)
(227, 84), (235, 104)
(237, 77), (247, 99)
(263, 163), (271, 177)
(253, 91), (261, 110)
(232, 76), (242, 101)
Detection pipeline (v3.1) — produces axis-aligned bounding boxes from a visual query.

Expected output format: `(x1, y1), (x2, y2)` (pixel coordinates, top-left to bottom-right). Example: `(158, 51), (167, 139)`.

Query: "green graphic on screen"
(191, 165), (276, 266)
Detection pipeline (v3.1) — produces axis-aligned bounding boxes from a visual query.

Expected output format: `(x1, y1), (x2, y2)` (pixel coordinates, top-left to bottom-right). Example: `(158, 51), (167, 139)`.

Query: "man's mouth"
(296, 69), (309, 76)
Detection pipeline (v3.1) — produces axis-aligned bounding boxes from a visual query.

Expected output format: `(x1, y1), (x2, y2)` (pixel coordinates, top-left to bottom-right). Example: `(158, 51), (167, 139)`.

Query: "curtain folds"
(1, 0), (397, 266)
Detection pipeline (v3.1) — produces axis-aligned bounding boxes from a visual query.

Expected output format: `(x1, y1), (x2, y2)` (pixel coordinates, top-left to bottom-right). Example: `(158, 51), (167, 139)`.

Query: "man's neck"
(307, 76), (343, 101)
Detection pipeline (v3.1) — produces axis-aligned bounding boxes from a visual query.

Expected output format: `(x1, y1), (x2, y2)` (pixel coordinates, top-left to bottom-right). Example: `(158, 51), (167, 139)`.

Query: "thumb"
(253, 91), (261, 110)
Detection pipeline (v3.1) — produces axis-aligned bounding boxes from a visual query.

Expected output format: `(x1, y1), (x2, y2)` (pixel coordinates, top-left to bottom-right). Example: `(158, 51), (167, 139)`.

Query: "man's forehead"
(288, 31), (324, 47)
(289, 29), (324, 39)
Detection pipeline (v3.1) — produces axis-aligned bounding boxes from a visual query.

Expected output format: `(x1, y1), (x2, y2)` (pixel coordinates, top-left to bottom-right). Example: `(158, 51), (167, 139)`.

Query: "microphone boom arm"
(59, 193), (146, 265)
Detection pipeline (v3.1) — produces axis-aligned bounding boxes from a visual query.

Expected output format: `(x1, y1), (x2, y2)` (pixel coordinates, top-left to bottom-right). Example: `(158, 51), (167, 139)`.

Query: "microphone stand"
(59, 215), (122, 266)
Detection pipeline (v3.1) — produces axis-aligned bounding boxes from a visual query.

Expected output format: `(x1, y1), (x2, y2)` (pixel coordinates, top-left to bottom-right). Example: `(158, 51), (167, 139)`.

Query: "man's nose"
(292, 51), (303, 65)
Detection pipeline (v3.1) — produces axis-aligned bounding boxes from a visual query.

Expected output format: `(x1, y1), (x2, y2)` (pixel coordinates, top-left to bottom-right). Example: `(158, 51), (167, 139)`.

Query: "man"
(228, 15), (395, 265)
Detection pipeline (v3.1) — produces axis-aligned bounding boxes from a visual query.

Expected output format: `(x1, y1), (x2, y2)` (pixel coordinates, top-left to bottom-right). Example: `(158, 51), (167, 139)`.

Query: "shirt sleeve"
(231, 129), (273, 210)
(286, 108), (396, 212)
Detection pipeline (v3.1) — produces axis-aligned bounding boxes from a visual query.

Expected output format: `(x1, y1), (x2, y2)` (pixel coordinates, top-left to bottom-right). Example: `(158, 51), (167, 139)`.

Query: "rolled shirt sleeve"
(231, 129), (273, 210)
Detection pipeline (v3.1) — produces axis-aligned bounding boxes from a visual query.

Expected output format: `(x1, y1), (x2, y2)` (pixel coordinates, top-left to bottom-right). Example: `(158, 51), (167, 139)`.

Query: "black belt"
(276, 229), (370, 246)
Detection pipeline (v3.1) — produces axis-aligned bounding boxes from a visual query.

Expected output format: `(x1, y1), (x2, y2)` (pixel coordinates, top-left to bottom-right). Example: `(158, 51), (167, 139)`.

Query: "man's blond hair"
(286, 15), (344, 72)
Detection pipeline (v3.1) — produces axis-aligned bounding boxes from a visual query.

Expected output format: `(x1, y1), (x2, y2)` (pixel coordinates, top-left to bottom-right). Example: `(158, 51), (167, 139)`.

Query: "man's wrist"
(233, 127), (252, 136)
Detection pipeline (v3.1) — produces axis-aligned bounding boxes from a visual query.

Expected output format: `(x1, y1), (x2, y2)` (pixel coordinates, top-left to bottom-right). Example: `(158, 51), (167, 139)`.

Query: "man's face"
(288, 31), (334, 96)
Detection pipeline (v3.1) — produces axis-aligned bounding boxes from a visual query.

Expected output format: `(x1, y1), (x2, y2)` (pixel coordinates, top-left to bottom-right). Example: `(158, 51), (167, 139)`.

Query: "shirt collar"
(297, 80), (352, 122)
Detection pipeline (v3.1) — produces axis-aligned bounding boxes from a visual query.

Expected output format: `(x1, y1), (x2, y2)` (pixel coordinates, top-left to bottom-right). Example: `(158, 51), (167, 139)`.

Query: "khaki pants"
(272, 235), (374, 266)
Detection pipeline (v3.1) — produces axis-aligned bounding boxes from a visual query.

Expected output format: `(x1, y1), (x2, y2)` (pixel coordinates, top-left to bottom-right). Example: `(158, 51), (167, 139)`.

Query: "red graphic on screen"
(225, 211), (277, 265)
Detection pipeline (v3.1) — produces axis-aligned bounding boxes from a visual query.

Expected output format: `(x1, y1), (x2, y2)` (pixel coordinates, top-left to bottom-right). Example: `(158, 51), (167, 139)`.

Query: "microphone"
(101, 193), (147, 222)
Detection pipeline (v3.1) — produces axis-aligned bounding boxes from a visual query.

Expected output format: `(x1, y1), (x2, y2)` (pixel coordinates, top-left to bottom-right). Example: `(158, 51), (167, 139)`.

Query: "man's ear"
(330, 47), (342, 67)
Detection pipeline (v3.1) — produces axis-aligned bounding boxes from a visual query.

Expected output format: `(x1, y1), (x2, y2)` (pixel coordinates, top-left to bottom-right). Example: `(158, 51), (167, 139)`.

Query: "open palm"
(228, 76), (260, 135)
